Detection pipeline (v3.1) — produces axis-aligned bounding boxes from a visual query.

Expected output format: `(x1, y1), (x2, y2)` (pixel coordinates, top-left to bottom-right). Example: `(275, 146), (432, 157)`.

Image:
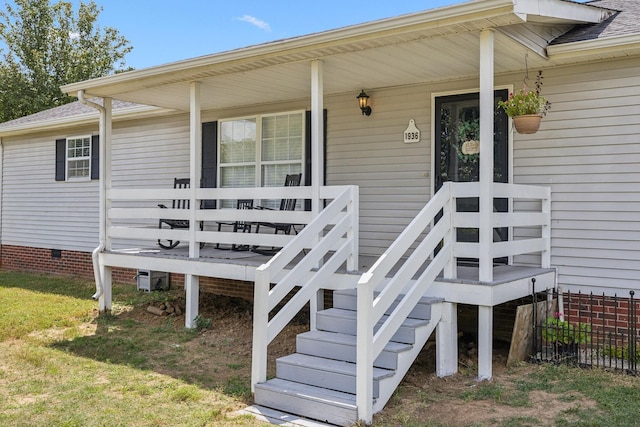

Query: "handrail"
(355, 181), (551, 422)
(356, 182), (453, 421)
(251, 185), (359, 391)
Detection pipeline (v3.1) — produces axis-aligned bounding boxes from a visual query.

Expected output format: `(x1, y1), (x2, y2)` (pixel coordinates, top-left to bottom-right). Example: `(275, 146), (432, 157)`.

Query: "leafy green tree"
(0, 0), (133, 122)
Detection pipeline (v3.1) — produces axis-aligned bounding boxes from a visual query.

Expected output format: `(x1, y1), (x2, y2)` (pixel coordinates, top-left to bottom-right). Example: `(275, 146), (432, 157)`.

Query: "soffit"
(60, 0), (620, 113)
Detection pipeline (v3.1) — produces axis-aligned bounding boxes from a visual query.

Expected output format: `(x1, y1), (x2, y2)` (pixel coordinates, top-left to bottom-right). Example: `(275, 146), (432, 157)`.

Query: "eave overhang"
(0, 104), (171, 137)
(548, 33), (640, 59)
(513, 0), (616, 25)
(61, 0), (614, 103)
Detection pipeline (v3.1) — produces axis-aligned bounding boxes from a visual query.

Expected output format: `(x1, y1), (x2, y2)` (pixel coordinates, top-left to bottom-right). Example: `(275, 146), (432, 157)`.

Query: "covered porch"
(60, 0), (611, 423)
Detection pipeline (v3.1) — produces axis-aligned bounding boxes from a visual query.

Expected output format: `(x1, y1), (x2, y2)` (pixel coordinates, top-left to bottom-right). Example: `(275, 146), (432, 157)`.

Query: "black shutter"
(91, 134), (99, 180)
(304, 110), (328, 211)
(201, 121), (218, 209)
(55, 138), (66, 181)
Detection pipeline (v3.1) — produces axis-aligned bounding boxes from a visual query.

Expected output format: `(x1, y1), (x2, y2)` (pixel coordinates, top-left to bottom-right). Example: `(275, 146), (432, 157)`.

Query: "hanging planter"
(498, 70), (551, 135)
(513, 114), (542, 134)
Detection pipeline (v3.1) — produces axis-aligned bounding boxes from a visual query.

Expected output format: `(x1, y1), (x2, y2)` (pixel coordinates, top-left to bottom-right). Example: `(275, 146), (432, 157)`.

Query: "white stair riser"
(276, 359), (382, 398)
(316, 312), (421, 344)
(254, 383), (356, 427)
(333, 292), (433, 320)
(296, 334), (400, 370)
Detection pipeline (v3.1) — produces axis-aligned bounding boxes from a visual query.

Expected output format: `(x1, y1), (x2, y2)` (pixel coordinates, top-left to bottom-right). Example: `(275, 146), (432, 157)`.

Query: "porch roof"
(59, 0), (615, 113)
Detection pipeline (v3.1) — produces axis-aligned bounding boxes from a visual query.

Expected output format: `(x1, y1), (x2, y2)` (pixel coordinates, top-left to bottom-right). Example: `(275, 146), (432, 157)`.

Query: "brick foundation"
(0, 244), (255, 301)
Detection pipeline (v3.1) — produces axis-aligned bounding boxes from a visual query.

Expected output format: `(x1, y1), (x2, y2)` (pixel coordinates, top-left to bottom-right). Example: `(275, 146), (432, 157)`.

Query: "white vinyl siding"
(325, 86), (431, 256)
(1, 129), (99, 251)
(0, 115), (191, 252)
(511, 58), (640, 295)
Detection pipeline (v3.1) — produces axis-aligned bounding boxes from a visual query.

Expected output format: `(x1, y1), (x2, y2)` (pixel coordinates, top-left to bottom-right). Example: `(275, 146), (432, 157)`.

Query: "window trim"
(65, 134), (92, 181)
(217, 110), (306, 188)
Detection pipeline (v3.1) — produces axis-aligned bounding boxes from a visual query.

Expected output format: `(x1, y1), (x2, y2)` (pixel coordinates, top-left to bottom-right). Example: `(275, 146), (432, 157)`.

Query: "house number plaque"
(404, 119), (421, 143)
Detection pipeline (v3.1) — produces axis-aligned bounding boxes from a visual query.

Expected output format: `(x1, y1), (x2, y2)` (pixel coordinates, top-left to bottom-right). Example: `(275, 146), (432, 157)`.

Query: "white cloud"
(69, 31), (81, 40)
(238, 15), (271, 32)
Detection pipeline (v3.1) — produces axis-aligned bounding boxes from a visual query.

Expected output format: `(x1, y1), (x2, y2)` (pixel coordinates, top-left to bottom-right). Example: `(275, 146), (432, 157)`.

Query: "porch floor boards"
(108, 245), (553, 288)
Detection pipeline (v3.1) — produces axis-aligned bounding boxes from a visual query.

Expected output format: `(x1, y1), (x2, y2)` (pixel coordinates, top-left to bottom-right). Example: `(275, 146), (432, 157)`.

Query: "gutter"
(77, 90), (105, 301)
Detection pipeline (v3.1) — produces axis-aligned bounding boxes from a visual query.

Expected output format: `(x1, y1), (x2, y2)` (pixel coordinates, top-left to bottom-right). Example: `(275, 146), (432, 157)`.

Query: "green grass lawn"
(2, 270), (640, 427)
(0, 271), (264, 427)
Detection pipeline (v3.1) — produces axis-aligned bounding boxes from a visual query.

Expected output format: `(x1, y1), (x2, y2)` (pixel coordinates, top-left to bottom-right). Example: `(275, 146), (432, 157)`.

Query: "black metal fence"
(531, 287), (639, 374)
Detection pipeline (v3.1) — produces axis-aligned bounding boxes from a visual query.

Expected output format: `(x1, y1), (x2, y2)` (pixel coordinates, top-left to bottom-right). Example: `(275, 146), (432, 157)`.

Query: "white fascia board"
(0, 105), (173, 137)
(513, 0), (616, 24)
(547, 34), (640, 59)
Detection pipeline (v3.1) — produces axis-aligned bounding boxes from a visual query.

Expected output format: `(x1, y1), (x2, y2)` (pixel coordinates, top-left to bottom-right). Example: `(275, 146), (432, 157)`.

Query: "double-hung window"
(219, 111), (304, 206)
(66, 136), (92, 179)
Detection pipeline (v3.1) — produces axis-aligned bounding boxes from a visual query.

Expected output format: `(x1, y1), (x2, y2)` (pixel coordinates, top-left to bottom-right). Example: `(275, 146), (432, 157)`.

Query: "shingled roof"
(0, 99), (141, 130)
(551, 0), (640, 45)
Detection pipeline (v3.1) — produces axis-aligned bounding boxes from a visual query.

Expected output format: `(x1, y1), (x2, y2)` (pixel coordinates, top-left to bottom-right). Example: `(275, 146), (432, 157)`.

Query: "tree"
(0, 0), (133, 122)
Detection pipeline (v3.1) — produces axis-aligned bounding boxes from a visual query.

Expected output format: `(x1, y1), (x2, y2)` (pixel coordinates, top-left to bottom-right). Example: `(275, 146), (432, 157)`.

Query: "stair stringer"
(372, 301), (442, 414)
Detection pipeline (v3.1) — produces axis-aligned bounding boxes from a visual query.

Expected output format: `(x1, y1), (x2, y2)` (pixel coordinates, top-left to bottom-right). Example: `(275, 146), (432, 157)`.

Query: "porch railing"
(106, 186), (320, 250)
(250, 185), (359, 391)
(355, 181), (551, 423)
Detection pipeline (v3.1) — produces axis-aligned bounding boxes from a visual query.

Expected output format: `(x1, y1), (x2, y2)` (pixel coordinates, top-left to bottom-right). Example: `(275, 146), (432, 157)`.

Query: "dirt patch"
(100, 293), (599, 426)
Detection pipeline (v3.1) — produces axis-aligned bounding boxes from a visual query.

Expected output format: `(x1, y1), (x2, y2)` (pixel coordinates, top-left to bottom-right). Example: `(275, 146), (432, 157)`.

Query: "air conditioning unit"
(136, 270), (170, 292)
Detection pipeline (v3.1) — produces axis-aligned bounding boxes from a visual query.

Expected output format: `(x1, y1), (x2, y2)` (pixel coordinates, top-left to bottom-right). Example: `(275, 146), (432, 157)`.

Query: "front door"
(434, 90), (509, 263)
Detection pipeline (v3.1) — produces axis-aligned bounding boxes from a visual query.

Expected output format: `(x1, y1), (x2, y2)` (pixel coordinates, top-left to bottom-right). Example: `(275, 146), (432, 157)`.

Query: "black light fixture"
(357, 90), (372, 116)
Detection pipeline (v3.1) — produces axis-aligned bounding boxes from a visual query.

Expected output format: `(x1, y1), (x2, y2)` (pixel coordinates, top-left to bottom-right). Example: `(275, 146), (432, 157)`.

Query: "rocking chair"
(252, 173), (302, 254)
(157, 178), (201, 249)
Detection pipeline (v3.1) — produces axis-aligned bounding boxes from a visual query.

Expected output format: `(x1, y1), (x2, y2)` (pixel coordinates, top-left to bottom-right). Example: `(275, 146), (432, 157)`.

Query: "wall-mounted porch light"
(357, 90), (372, 116)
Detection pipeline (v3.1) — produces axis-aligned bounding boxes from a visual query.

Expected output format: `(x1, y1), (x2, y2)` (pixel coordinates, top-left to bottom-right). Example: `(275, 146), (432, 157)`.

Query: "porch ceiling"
(62, 0), (614, 112)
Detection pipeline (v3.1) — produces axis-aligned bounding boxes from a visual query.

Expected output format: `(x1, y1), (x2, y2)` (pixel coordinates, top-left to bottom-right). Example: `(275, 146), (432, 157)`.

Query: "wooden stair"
(254, 289), (442, 426)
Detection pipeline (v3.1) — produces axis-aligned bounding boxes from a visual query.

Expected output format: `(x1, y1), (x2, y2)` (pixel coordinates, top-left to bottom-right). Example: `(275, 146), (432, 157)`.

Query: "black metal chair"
(215, 199), (254, 251)
(157, 178), (203, 249)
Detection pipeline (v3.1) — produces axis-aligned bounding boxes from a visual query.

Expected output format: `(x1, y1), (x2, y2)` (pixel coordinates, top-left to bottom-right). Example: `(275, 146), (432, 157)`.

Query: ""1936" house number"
(403, 119), (421, 143)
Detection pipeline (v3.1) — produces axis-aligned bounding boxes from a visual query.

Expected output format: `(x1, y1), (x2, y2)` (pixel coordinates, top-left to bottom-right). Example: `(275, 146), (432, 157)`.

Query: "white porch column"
(310, 60), (325, 325)
(478, 305), (493, 380)
(479, 29), (494, 283)
(185, 81), (202, 328)
(436, 302), (458, 377)
(478, 29), (494, 380)
(99, 97), (113, 312)
(310, 59), (324, 218)
(189, 81), (202, 258)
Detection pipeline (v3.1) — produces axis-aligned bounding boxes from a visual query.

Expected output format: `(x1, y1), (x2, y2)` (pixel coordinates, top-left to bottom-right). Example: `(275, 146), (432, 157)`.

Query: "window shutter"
(201, 121), (218, 209)
(304, 110), (327, 210)
(55, 138), (66, 181)
(91, 135), (99, 180)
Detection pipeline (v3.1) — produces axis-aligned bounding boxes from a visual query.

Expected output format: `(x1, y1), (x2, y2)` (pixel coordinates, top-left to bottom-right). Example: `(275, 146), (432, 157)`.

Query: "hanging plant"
(498, 70), (551, 134)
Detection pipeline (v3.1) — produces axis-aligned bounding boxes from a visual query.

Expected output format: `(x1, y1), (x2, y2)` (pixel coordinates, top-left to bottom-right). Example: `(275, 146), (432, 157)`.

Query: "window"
(66, 136), (91, 179)
(55, 135), (99, 181)
(219, 111), (304, 195)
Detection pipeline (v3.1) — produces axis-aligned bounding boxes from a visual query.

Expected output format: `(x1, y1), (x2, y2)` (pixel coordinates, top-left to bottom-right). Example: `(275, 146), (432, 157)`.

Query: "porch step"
(316, 307), (428, 344)
(255, 292), (443, 426)
(333, 289), (441, 320)
(276, 353), (395, 398)
(254, 378), (360, 427)
(296, 330), (411, 370)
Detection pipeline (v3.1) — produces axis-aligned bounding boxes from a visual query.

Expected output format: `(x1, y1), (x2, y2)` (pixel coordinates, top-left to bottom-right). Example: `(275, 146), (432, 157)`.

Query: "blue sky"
(96, 0), (466, 69)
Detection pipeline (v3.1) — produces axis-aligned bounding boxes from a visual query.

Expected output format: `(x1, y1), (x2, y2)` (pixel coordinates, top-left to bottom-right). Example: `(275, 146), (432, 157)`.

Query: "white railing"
(251, 185), (359, 391)
(355, 181), (551, 423)
(106, 186), (317, 250)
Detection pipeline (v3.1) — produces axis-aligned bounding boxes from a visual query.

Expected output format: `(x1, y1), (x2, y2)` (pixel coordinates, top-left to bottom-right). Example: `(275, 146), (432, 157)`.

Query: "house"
(1, 0), (639, 424)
